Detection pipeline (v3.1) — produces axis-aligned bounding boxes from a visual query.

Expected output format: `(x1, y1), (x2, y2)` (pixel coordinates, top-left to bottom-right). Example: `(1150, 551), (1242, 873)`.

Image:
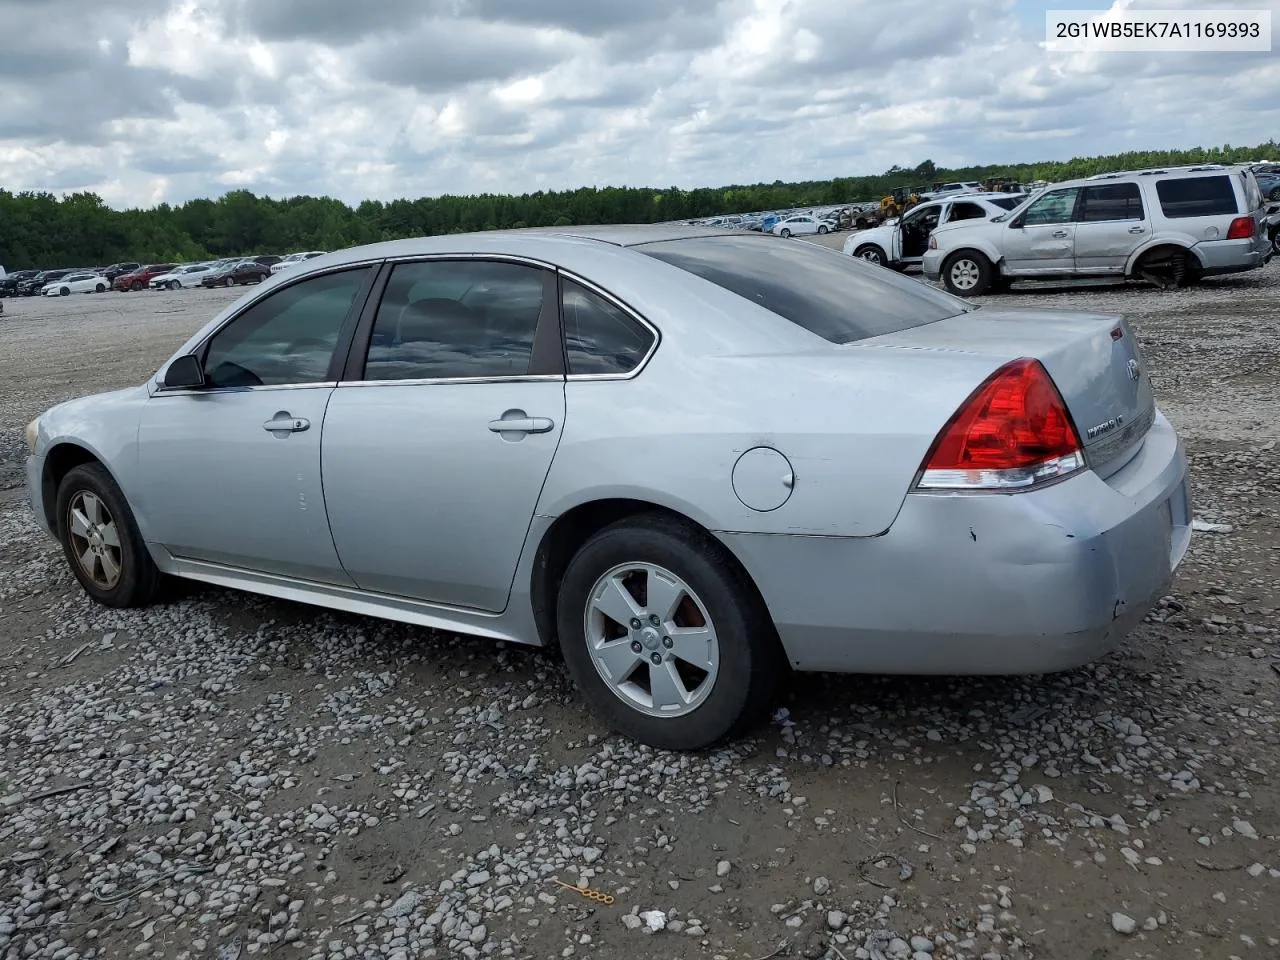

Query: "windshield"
(634, 234), (972, 345)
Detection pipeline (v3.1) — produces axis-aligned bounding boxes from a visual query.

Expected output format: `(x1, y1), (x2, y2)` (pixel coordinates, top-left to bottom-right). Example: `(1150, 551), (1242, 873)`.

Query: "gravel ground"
(1, 262), (1278, 960)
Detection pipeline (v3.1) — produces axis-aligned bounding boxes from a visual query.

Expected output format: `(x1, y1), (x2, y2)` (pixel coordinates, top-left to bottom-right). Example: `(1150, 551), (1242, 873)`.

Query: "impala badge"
(1086, 415), (1125, 440)
(1127, 359), (1141, 381)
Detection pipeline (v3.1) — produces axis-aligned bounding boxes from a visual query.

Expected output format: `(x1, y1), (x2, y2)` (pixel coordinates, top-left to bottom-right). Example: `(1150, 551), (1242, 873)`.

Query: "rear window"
(633, 234), (969, 345)
(1155, 176), (1238, 218)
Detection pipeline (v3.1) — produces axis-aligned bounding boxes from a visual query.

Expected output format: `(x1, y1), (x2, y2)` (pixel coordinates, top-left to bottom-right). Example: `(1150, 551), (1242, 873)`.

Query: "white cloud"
(0, 0), (1276, 207)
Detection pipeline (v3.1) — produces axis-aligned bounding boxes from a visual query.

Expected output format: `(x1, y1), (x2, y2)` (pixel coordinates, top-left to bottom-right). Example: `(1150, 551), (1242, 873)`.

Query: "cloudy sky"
(0, 0), (1276, 208)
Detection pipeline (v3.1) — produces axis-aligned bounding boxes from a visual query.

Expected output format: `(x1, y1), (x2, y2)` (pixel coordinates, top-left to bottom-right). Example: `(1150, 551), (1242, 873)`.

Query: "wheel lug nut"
(648, 614), (660, 626)
(630, 618), (642, 629)
(662, 637), (673, 649)
(630, 641), (642, 654)
(649, 653), (662, 665)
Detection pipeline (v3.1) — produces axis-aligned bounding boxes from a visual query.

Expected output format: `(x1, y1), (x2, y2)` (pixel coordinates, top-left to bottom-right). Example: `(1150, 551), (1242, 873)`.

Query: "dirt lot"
(1, 261), (1278, 960)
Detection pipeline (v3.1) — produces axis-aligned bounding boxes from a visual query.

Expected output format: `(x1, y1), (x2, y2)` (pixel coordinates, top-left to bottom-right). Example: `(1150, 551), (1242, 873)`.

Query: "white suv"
(842, 192), (1027, 270)
(922, 165), (1272, 296)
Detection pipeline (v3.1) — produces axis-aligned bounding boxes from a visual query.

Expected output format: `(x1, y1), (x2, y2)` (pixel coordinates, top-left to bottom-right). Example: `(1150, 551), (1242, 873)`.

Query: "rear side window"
(562, 279), (655, 376)
(947, 202), (988, 222)
(1240, 171), (1262, 211)
(990, 196), (1024, 211)
(363, 259), (546, 381)
(1155, 176), (1238, 218)
(634, 234), (968, 345)
(1078, 183), (1144, 221)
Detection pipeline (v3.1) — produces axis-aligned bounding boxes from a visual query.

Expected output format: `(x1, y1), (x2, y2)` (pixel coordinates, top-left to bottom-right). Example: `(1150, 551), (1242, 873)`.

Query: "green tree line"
(2, 140), (1275, 270)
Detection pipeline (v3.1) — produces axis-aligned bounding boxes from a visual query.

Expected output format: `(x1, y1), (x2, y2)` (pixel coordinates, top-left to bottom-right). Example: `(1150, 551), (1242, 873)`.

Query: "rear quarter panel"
(538, 346), (1004, 537)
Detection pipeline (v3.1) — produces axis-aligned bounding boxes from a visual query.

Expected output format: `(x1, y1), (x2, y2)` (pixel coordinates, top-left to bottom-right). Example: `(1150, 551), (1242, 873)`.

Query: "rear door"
(320, 257), (565, 612)
(1002, 186), (1080, 274)
(1073, 182), (1147, 274)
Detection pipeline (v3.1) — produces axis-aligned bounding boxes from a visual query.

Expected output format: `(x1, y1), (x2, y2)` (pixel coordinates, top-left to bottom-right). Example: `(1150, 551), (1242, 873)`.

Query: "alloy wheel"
(584, 562), (720, 718)
(67, 491), (123, 590)
(948, 258), (981, 291)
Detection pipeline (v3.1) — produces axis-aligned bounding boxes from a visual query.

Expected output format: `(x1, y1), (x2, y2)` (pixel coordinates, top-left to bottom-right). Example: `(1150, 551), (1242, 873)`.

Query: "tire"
(853, 244), (887, 266)
(131, 280), (143, 291)
(1269, 186), (1280, 201)
(1271, 229), (1280, 257)
(224, 276), (236, 287)
(779, 228), (791, 238)
(818, 225), (829, 235)
(59, 287), (70, 296)
(941, 250), (992, 296)
(95, 283), (106, 293)
(556, 514), (782, 751)
(168, 280), (180, 291)
(55, 463), (163, 608)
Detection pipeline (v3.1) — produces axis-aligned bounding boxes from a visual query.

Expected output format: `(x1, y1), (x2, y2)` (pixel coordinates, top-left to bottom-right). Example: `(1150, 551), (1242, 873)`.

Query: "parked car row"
(0, 251), (328, 298)
(837, 163), (1272, 296)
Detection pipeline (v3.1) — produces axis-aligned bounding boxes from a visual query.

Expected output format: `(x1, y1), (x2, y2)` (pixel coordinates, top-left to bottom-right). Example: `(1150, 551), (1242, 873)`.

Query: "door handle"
(1128, 226), (1145, 234)
(1051, 230), (1070, 238)
(488, 417), (555, 434)
(263, 415), (310, 433)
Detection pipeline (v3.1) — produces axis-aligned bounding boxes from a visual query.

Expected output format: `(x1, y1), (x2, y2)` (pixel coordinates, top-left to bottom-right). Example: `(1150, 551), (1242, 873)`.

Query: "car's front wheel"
(59, 287), (70, 296)
(224, 276), (236, 287)
(55, 463), (163, 608)
(556, 515), (781, 751)
(818, 224), (829, 234)
(941, 250), (993, 296)
(854, 244), (887, 266)
(779, 228), (791, 238)
(95, 283), (106, 293)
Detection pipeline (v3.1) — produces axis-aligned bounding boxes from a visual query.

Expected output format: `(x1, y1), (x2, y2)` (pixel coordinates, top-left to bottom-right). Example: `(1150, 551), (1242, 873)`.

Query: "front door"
(321, 258), (565, 612)
(1073, 182), (1147, 274)
(897, 203), (943, 261)
(1003, 187), (1081, 274)
(135, 265), (376, 583)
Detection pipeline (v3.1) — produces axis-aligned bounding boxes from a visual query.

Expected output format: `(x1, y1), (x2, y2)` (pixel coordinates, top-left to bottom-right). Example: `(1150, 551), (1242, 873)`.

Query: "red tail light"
(916, 358), (1085, 491)
(1226, 216), (1255, 240)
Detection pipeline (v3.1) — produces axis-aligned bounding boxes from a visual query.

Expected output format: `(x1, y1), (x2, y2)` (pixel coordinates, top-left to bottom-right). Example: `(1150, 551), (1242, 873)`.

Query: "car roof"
(487, 223), (743, 247)
(1062, 165), (1242, 189)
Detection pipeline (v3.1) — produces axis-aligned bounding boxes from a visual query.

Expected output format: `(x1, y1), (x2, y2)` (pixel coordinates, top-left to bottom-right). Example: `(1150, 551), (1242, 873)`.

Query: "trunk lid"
(864, 308), (1156, 477)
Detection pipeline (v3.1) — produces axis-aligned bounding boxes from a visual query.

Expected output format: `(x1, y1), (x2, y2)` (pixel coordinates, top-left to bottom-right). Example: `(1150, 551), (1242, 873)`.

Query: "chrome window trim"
(556, 268), (661, 383)
(338, 374), (565, 389)
(152, 381), (338, 397)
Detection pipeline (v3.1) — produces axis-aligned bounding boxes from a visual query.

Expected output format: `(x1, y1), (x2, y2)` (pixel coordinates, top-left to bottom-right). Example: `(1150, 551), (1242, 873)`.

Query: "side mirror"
(163, 354), (206, 389)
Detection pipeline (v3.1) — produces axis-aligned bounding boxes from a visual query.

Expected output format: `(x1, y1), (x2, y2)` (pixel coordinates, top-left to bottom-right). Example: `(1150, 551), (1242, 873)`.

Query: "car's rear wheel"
(854, 244), (887, 266)
(941, 251), (992, 296)
(56, 463), (163, 608)
(556, 515), (781, 750)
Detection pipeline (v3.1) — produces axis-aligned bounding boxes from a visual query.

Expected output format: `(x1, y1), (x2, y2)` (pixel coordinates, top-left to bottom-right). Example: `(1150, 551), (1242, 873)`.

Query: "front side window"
(1078, 183), (1144, 222)
(562, 279), (655, 376)
(1155, 176), (1238, 218)
(1019, 188), (1080, 226)
(201, 266), (372, 388)
(363, 259), (547, 381)
(635, 234), (968, 345)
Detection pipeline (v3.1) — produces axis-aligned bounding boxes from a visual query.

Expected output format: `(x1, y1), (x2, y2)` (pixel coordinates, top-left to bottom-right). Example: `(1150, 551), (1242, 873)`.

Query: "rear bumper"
(922, 251), (943, 281)
(1192, 237), (1269, 275)
(719, 410), (1191, 675)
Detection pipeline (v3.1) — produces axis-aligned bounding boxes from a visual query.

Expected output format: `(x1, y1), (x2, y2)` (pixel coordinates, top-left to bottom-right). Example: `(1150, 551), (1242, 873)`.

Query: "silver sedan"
(23, 225), (1192, 750)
